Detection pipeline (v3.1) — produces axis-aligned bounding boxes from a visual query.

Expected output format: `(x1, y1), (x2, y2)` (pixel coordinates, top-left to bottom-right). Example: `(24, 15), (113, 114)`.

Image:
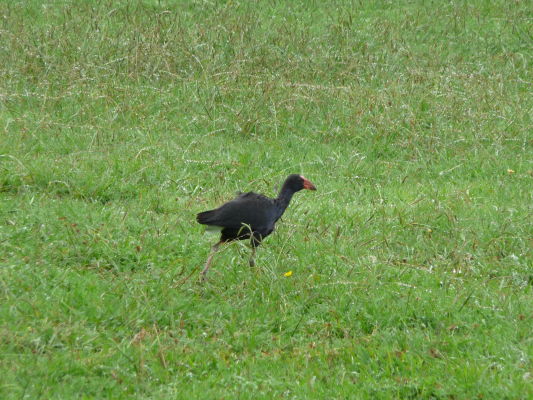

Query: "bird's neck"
(275, 186), (295, 215)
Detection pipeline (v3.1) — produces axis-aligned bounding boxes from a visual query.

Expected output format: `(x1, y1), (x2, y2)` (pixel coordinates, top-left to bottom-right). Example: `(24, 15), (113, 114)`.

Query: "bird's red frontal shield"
(301, 176), (316, 191)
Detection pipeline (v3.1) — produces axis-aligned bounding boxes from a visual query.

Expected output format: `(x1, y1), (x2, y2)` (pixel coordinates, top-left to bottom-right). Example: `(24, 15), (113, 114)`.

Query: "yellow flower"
(283, 271), (293, 277)
(507, 169), (515, 174)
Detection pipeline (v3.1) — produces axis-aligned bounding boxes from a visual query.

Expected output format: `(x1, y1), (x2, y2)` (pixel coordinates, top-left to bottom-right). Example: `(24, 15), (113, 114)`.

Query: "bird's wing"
(209, 192), (277, 231)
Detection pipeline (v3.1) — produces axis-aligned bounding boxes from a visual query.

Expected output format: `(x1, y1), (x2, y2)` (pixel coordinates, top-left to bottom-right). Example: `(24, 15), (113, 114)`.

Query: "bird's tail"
(196, 210), (217, 225)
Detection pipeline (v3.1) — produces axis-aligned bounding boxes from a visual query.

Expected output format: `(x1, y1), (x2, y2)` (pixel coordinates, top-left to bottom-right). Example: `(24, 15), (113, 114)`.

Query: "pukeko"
(196, 174), (316, 279)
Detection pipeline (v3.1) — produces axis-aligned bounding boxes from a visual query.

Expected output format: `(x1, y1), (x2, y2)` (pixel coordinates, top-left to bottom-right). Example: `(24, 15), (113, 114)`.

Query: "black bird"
(196, 174), (316, 279)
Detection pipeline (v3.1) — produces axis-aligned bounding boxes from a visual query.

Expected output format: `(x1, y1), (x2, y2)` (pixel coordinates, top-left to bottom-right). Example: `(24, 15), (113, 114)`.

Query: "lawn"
(0, 0), (531, 398)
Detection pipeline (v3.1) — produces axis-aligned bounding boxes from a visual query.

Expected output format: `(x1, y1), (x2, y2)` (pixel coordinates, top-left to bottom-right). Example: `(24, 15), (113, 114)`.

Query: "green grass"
(1, 0), (532, 398)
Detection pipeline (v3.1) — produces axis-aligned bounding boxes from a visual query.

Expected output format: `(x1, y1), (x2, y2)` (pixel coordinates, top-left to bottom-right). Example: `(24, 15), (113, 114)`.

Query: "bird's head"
(285, 174), (317, 192)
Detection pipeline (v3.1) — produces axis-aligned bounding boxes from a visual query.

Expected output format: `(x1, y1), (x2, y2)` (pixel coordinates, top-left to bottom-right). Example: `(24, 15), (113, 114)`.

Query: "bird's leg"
(249, 233), (261, 267)
(201, 241), (221, 281)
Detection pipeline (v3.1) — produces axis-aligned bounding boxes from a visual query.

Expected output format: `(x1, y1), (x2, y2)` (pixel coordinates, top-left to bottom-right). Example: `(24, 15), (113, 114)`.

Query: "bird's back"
(197, 192), (278, 233)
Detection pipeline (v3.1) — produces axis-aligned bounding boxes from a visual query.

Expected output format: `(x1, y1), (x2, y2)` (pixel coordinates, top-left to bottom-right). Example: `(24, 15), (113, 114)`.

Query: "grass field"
(1, 0), (532, 398)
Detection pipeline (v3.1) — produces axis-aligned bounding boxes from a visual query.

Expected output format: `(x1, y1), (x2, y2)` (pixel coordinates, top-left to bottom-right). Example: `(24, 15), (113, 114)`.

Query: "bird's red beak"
(301, 176), (316, 191)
